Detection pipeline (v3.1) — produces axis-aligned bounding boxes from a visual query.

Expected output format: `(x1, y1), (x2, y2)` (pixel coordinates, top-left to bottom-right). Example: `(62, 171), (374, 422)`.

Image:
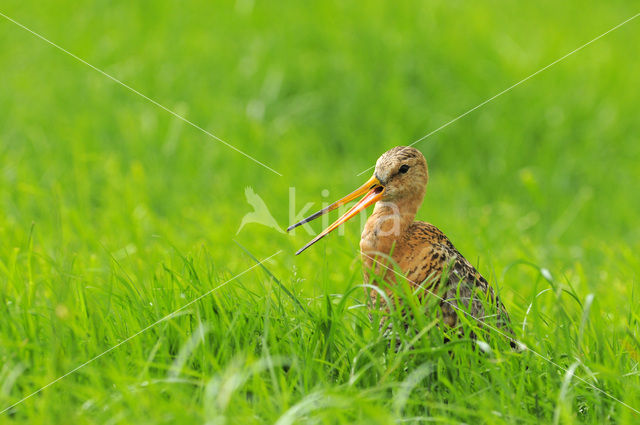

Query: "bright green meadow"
(1, 1), (640, 424)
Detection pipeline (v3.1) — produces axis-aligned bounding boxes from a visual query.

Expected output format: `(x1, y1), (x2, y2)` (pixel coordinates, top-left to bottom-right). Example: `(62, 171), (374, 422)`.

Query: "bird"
(287, 146), (512, 337)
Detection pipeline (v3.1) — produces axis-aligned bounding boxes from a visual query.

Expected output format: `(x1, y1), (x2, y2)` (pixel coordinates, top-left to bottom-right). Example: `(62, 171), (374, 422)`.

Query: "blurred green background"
(1, 0), (639, 423)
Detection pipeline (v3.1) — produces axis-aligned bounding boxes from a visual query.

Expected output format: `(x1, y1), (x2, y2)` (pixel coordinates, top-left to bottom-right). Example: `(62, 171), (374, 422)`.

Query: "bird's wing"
(404, 222), (512, 331)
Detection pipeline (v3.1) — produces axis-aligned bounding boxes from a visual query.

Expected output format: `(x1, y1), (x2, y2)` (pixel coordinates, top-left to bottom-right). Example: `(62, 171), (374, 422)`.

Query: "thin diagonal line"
(359, 250), (640, 415)
(0, 11), (282, 177)
(0, 250), (282, 416)
(357, 11), (640, 176)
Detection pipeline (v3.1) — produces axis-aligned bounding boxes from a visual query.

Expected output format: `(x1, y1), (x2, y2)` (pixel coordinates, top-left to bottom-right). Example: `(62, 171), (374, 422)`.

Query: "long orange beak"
(288, 175), (385, 255)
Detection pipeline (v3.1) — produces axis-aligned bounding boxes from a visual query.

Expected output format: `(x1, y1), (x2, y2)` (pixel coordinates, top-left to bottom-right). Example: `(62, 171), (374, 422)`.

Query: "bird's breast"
(361, 217), (450, 287)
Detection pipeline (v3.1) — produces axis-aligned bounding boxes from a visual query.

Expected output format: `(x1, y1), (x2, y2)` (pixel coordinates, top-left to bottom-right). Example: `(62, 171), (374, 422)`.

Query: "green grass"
(1, 0), (640, 423)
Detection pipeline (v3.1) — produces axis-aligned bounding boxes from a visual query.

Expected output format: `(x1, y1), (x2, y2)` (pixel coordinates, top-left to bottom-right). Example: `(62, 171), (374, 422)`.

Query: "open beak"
(287, 175), (385, 255)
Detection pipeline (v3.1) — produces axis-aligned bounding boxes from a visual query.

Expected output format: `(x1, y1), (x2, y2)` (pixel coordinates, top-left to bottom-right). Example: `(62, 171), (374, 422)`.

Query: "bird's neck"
(361, 195), (422, 255)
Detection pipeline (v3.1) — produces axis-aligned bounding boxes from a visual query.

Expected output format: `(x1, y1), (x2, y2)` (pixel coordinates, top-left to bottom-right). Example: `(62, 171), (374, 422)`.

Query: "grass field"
(1, 1), (640, 423)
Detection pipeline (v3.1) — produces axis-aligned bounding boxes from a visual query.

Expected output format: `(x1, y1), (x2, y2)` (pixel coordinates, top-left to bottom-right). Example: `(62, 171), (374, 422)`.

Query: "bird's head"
(373, 146), (428, 202)
(288, 146), (428, 255)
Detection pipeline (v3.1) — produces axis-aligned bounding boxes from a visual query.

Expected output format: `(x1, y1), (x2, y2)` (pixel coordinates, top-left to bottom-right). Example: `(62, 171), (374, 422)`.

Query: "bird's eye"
(399, 164), (410, 174)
